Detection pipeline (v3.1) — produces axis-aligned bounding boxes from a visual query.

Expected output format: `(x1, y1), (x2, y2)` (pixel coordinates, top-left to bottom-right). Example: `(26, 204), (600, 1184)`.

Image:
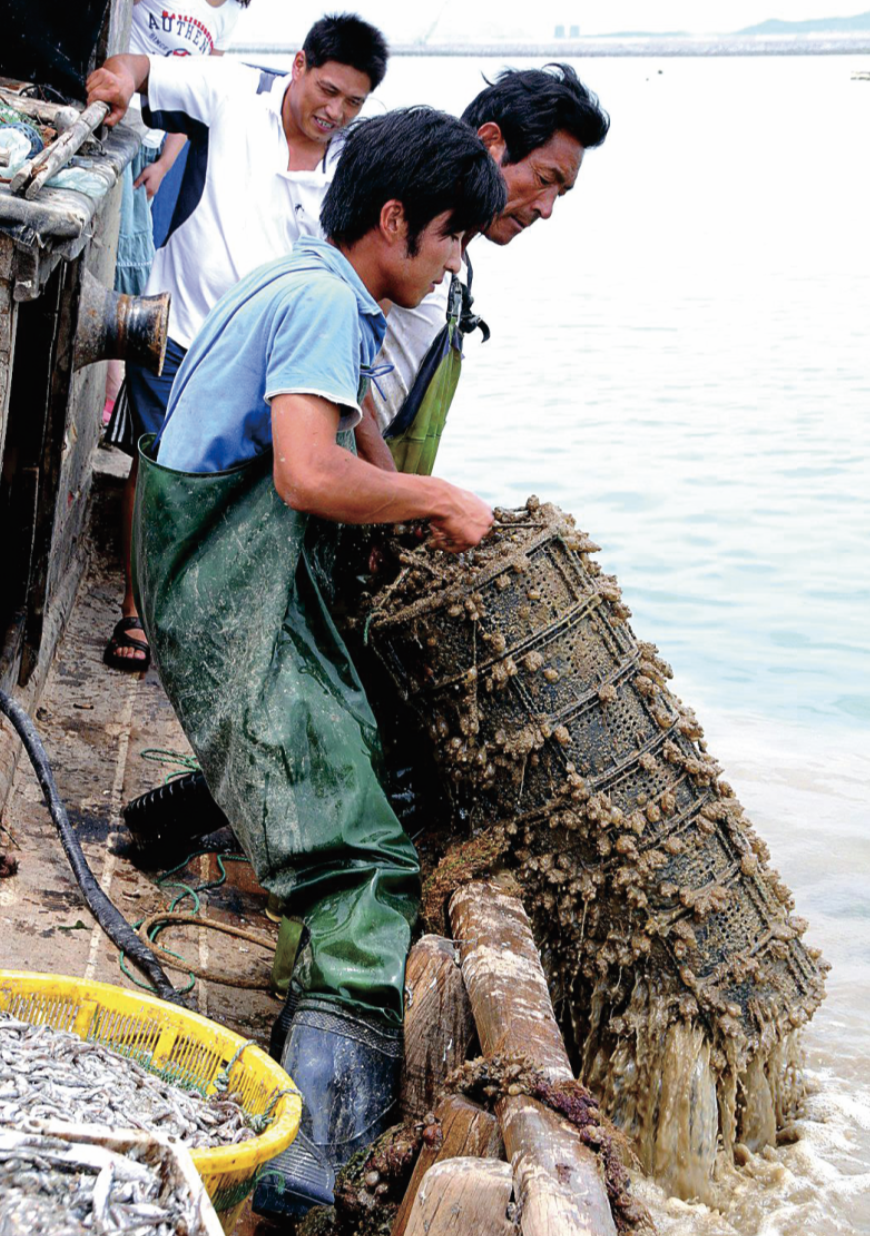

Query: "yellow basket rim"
(0, 970), (301, 1179)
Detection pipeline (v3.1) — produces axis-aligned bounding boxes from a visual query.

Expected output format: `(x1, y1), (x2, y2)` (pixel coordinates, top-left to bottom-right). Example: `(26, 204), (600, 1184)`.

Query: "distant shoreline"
(231, 35), (870, 59)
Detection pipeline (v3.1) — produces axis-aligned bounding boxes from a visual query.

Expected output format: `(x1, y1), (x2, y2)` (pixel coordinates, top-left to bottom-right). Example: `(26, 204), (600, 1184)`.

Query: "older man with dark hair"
(366, 63), (609, 475)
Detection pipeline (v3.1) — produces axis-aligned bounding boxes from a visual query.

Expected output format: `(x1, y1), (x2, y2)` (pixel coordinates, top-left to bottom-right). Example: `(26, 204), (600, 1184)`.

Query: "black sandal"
(104, 616), (151, 672)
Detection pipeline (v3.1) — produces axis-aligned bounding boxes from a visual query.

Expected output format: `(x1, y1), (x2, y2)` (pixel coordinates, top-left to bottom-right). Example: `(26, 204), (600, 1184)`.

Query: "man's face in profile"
(484, 129), (584, 246)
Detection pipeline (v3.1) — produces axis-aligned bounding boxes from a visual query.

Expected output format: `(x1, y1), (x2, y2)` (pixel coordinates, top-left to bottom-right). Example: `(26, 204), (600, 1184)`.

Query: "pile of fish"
(0, 1127), (206, 1236)
(0, 1015), (255, 1147)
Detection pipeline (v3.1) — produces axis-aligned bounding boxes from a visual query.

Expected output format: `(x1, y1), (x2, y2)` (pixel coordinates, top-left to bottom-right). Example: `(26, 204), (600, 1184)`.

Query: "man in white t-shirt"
(86, 14), (388, 671)
(123, 0), (247, 200)
(106, 1), (245, 422)
(369, 65), (610, 474)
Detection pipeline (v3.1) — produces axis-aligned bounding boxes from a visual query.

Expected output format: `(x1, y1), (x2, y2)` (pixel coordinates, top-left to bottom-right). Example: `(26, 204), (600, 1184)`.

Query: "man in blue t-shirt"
(134, 106), (506, 1220)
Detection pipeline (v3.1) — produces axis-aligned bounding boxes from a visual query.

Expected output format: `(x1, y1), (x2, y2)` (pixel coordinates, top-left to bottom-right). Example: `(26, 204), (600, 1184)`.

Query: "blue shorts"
(128, 335), (187, 439)
(105, 336), (187, 456)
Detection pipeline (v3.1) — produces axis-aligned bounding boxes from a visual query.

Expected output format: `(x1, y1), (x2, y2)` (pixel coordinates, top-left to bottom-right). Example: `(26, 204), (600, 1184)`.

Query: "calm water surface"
(253, 50), (870, 1233)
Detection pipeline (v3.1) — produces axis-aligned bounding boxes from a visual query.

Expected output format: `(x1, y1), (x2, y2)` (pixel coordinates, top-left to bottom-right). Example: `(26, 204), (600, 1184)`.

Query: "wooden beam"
(393, 1094), (503, 1236)
(402, 934), (476, 1121)
(11, 102), (110, 199)
(402, 1158), (515, 1236)
(450, 882), (618, 1236)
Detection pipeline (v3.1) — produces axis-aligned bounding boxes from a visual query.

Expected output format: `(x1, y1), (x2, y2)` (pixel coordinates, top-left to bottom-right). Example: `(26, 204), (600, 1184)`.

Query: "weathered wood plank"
(450, 881), (618, 1236)
(12, 103), (111, 200)
(393, 1095), (503, 1236)
(504, 1097), (617, 1236)
(402, 934), (476, 1121)
(402, 1158), (515, 1236)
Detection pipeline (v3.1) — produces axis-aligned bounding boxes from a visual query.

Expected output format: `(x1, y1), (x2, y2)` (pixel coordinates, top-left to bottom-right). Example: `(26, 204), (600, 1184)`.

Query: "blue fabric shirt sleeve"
(264, 280), (364, 431)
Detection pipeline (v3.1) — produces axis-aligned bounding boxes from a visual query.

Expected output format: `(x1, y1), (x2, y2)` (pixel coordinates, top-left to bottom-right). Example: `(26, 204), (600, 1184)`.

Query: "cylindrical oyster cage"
(366, 502), (825, 1046)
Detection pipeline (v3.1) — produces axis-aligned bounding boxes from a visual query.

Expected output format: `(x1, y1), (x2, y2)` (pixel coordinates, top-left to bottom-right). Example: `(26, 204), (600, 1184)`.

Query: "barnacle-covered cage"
(362, 498), (827, 1197)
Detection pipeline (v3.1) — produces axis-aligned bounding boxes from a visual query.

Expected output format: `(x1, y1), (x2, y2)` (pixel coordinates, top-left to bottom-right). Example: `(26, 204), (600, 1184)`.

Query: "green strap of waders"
(385, 263), (489, 476)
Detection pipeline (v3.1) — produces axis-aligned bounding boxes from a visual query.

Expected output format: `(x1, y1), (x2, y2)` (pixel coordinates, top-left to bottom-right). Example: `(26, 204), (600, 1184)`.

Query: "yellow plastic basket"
(0, 971), (301, 1231)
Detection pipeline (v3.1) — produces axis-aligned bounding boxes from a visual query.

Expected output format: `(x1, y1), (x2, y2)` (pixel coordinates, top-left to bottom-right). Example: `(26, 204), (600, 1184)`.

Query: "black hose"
(0, 688), (184, 1006)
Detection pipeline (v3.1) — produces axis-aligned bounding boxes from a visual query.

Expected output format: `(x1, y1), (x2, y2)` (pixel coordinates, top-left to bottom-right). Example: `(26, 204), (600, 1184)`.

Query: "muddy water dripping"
(585, 978), (720, 1201)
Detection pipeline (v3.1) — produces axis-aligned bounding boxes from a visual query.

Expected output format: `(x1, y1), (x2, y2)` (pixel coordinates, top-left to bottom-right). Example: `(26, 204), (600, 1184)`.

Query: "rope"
(140, 747), (200, 782)
(213, 1038), (258, 1093)
(249, 1085), (303, 1134)
(137, 912), (276, 989)
(360, 360), (395, 402)
(210, 1042), (301, 1133)
(211, 1041), (302, 1133)
(118, 850), (275, 994)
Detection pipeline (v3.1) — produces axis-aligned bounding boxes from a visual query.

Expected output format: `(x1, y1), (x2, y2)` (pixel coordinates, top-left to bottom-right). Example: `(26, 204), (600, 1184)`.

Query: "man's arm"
(134, 130), (187, 199)
(272, 394), (491, 553)
(87, 54), (151, 127)
(354, 391), (397, 472)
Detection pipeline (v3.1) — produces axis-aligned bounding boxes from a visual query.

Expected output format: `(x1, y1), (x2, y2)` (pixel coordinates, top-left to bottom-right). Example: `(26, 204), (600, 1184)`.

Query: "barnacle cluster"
(364, 498), (828, 1200)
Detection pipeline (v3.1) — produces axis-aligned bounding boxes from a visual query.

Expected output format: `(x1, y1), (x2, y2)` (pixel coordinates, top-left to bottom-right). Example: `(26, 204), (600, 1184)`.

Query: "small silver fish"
(0, 1014), (266, 1151)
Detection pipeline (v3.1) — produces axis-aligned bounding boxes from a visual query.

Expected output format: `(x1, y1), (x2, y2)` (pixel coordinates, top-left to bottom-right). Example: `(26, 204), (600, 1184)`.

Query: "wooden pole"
(0, 88), (79, 132)
(10, 102), (110, 200)
(450, 881), (618, 1236)
(402, 1158), (515, 1236)
(402, 935), (476, 1121)
(393, 1094), (503, 1236)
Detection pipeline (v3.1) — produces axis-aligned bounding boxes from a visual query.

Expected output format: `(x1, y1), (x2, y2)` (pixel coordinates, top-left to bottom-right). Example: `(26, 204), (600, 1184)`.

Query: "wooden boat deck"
(0, 449), (282, 1233)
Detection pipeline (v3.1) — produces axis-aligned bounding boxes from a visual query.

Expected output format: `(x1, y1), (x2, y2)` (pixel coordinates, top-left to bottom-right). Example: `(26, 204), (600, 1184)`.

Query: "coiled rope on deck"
(119, 848), (277, 993)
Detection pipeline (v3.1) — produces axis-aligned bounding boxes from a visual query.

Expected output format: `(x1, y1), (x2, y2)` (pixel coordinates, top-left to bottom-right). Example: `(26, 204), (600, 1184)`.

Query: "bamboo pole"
(402, 934), (476, 1121)
(393, 1094), (503, 1236)
(403, 1158), (515, 1236)
(10, 102), (110, 200)
(450, 881), (618, 1236)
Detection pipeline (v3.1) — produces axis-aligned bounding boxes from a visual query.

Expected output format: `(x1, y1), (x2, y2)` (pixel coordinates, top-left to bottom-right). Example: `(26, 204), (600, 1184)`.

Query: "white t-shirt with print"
(141, 57), (343, 349)
(127, 0), (243, 146)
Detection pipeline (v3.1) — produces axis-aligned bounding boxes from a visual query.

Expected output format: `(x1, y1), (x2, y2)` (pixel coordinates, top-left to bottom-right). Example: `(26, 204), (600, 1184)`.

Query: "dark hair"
(462, 63), (609, 164)
(302, 12), (389, 91)
(322, 108), (507, 255)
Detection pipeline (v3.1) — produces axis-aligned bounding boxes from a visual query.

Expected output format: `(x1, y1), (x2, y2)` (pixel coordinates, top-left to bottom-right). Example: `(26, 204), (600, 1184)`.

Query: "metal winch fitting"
(365, 499), (826, 1052)
(73, 270), (170, 374)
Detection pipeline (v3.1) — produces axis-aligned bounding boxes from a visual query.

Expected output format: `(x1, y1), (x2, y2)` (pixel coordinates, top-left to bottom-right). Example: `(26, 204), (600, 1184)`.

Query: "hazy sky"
(228, 1), (869, 46)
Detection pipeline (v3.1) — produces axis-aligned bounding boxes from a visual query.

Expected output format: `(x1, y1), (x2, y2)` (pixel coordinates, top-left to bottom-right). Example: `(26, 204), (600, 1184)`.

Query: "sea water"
(248, 49), (870, 1234)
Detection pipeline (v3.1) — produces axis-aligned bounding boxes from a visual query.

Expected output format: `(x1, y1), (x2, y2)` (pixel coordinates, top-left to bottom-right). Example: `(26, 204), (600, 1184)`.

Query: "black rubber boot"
(122, 771), (231, 862)
(252, 997), (403, 1220)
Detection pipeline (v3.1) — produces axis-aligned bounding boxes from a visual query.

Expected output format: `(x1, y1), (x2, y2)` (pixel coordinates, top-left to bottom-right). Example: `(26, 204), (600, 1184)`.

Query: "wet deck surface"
(0, 449), (283, 1233)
